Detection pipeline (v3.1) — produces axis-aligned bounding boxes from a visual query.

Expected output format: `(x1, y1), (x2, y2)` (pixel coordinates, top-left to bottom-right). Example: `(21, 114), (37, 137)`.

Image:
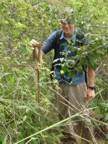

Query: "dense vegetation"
(0, 0), (108, 143)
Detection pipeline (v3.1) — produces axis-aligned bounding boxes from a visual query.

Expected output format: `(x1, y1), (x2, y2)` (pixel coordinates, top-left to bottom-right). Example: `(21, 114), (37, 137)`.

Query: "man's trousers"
(56, 82), (96, 144)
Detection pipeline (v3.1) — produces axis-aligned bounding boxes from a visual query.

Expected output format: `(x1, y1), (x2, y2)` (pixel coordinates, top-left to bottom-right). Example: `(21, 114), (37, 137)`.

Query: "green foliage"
(2, 136), (7, 144)
(0, 0), (108, 143)
(98, 102), (108, 122)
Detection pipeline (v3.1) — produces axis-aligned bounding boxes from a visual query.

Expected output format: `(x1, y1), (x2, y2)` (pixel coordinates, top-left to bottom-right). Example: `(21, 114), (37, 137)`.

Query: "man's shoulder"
(49, 30), (62, 45)
(52, 29), (62, 36)
(55, 29), (63, 39)
(48, 30), (62, 39)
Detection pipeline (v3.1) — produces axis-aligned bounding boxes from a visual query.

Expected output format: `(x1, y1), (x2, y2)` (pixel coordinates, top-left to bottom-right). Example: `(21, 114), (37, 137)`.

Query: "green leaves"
(2, 136), (7, 144)
(0, 0), (108, 143)
(98, 102), (108, 122)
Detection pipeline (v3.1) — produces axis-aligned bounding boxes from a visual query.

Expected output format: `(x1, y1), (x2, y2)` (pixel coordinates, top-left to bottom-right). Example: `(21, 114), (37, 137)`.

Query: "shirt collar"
(59, 30), (77, 42)
(60, 31), (66, 40)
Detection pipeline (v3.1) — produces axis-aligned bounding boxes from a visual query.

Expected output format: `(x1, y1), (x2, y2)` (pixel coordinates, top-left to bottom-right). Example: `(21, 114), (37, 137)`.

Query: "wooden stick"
(33, 44), (42, 102)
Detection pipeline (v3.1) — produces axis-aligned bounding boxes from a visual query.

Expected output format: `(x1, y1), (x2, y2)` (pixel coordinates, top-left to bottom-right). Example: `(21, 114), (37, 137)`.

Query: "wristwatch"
(88, 86), (95, 90)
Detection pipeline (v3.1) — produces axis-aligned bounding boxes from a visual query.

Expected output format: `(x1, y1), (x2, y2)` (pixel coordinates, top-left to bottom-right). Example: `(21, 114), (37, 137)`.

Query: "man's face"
(61, 22), (74, 34)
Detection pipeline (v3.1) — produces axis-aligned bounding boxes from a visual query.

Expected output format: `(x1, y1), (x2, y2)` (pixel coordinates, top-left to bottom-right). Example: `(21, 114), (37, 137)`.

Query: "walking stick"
(33, 43), (42, 103)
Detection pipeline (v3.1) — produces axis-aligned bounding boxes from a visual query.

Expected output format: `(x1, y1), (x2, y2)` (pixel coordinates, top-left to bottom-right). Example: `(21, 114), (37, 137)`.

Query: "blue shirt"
(42, 29), (87, 85)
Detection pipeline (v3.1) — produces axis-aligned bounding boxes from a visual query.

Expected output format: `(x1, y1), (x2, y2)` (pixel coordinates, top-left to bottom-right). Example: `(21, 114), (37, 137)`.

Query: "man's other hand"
(86, 89), (95, 100)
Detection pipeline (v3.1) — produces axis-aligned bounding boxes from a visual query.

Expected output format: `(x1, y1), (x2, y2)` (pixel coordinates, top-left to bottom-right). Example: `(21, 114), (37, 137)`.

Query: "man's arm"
(30, 31), (57, 61)
(88, 65), (95, 87)
(86, 65), (95, 100)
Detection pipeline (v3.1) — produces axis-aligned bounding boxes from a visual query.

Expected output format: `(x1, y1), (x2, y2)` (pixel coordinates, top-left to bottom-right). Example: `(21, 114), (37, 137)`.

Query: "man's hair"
(59, 9), (75, 23)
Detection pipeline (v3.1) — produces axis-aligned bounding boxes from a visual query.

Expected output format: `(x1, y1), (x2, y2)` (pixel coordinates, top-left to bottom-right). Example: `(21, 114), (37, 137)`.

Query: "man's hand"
(30, 39), (40, 49)
(86, 89), (95, 100)
(30, 39), (42, 61)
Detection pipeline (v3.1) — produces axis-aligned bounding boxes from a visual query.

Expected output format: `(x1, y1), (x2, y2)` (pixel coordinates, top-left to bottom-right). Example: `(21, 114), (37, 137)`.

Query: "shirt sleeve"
(42, 31), (57, 54)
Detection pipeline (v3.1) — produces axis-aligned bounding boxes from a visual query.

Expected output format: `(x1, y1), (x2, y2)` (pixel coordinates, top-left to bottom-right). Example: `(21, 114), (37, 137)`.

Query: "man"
(30, 11), (96, 143)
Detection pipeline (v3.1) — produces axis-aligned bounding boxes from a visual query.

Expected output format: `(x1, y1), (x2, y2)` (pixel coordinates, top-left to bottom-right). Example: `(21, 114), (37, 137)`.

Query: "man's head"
(59, 9), (75, 35)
